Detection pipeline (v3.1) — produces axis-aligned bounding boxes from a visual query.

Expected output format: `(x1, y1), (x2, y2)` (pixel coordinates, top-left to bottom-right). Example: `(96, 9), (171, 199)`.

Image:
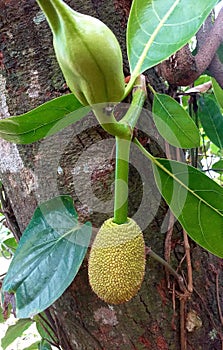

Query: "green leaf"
(2, 195), (92, 318)
(134, 139), (223, 258)
(198, 95), (223, 149)
(152, 93), (200, 148)
(1, 319), (33, 350)
(194, 75), (212, 87)
(0, 305), (5, 323)
(211, 77), (223, 109)
(38, 340), (52, 350)
(212, 160), (223, 174)
(1, 237), (17, 250)
(23, 341), (52, 350)
(23, 342), (40, 350)
(35, 314), (56, 344)
(127, 0), (218, 80)
(0, 94), (90, 144)
(152, 158), (223, 258)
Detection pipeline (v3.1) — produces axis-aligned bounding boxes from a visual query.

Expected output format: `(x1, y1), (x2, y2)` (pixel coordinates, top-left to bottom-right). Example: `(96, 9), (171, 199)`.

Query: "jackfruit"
(88, 218), (145, 304)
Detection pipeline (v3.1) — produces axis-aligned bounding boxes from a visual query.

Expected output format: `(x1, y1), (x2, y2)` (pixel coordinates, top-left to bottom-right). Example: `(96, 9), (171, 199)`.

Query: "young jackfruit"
(88, 218), (145, 304)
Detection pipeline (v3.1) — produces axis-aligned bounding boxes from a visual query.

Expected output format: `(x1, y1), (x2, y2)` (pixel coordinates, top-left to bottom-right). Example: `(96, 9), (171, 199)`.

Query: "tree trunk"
(0, 1), (222, 349)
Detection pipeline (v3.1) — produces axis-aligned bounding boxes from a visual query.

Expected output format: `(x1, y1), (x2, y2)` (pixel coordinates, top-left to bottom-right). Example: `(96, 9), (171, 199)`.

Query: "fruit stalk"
(113, 136), (131, 224)
(113, 76), (147, 224)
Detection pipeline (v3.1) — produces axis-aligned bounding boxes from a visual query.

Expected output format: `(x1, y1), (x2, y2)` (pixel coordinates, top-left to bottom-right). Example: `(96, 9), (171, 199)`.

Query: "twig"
(163, 141), (176, 288)
(175, 144), (193, 295)
(163, 142), (174, 261)
(216, 270), (223, 327)
(180, 298), (186, 350)
(146, 246), (187, 293)
(183, 230), (193, 293)
(164, 211), (175, 287)
(171, 283), (177, 331)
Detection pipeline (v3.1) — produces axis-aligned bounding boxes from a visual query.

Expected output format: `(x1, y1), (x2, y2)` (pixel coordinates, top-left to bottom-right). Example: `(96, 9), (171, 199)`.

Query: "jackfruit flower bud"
(36, 0), (125, 105)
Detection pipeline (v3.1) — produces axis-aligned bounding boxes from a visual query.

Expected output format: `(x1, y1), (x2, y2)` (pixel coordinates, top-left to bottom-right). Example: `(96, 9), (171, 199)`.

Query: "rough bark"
(0, 1), (223, 350)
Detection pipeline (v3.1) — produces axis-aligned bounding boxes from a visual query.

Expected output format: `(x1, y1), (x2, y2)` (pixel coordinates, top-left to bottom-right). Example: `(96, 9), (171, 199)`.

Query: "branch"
(208, 54), (223, 87)
(196, 8), (223, 87)
(158, 8), (223, 87)
(197, 8), (223, 67)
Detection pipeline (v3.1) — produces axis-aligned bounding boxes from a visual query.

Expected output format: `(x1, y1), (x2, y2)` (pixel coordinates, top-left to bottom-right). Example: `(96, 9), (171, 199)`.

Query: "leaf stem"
(147, 83), (156, 96)
(121, 75), (147, 128)
(133, 137), (156, 162)
(95, 77), (148, 224)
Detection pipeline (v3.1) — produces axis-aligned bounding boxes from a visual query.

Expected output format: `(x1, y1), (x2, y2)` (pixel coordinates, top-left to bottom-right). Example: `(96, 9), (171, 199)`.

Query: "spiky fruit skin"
(88, 218), (145, 304)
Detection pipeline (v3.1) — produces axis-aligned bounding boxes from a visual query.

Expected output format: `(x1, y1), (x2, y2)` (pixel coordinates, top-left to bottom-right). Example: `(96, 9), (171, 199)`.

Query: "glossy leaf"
(127, 0), (218, 80)
(134, 138), (223, 257)
(211, 77), (223, 109)
(1, 319), (33, 350)
(152, 158), (223, 258)
(198, 95), (223, 149)
(2, 196), (92, 318)
(212, 160), (223, 174)
(152, 93), (200, 148)
(0, 94), (90, 144)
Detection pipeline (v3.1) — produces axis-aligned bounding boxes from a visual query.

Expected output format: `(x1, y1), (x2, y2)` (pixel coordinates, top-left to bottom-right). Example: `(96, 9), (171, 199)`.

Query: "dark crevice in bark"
(0, 184), (22, 241)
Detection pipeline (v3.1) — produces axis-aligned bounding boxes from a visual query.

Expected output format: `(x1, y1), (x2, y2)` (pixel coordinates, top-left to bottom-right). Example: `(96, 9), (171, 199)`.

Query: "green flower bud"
(37, 0), (125, 105)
